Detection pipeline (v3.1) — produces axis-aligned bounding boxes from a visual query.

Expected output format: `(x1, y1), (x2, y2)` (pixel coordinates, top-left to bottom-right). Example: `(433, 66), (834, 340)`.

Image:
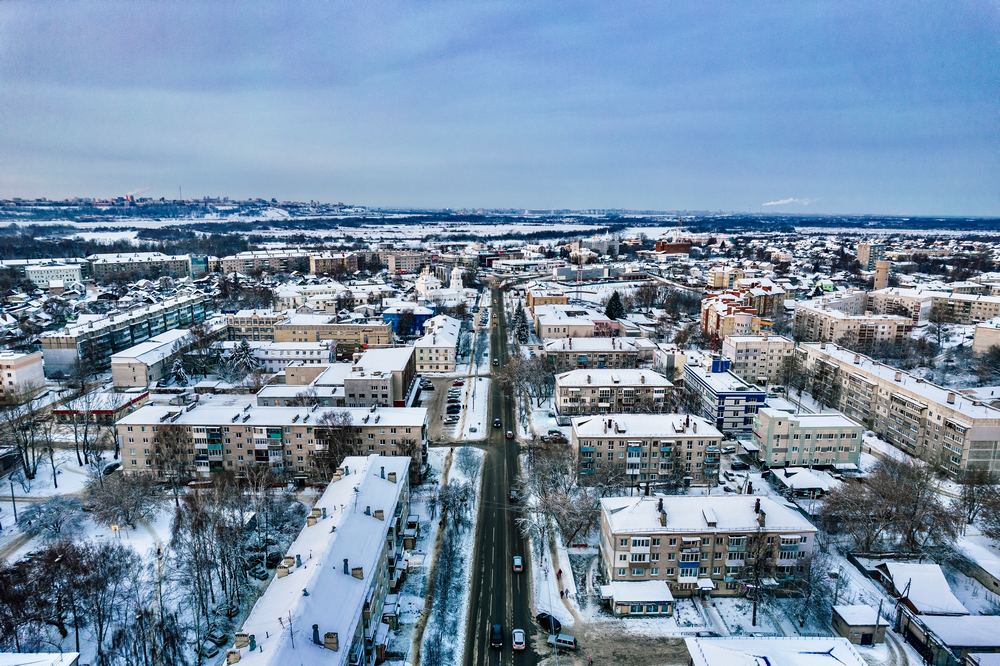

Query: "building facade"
(682, 355), (767, 436)
(555, 369), (673, 415)
(0, 351), (45, 403)
(573, 413), (721, 485)
(721, 335), (795, 385)
(543, 337), (639, 371)
(599, 495), (816, 597)
(751, 407), (863, 468)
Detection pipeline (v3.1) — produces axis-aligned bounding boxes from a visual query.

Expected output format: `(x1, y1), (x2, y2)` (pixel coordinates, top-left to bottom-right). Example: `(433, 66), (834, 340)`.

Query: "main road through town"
(464, 286), (538, 666)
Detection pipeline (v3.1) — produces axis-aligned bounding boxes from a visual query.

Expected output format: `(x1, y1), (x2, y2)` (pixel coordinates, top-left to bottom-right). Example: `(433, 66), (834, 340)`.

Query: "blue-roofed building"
(683, 353), (766, 436)
(382, 303), (435, 337)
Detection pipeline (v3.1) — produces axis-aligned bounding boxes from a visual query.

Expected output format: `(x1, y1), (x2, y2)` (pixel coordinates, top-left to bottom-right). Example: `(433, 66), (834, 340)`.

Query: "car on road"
(535, 613), (561, 634)
(512, 628), (526, 651)
(422, 382), (434, 391)
(512, 555), (524, 572)
(505, 430), (514, 440)
(490, 623), (504, 648)
(508, 489), (519, 503)
(493, 417), (502, 428)
(492, 358), (500, 366)
(453, 380), (464, 386)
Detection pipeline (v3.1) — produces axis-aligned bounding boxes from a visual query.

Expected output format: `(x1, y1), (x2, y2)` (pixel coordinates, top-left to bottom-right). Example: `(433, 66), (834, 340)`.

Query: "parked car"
(453, 380), (464, 386)
(547, 633), (577, 651)
(422, 383), (435, 390)
(247, 565), (268, 581)
(508, 490), (519, 503)
(536, 613), (561, 634)
(206, 626), (229, 646)
(512, 555), (524, 572)
(214, 602), (238, 619)
(730, 461), (750, 471)
(195, 642), (220, 659)
(446, 406), (462, 414)
(102, 462), (121, 475)
(265, 551), (282, 569)
(512, 628), (526, 651)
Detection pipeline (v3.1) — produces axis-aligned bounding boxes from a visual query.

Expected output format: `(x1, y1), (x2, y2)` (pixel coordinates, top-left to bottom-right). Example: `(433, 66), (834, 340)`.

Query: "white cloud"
(761, 197), (812, 207)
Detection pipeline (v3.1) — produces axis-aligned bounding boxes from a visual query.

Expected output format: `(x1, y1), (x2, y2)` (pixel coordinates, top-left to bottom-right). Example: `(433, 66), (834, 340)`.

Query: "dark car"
(492, 358), (500, 366)
(536, 613), (562, 634)
(493, 418), (502, 428)
(506, 430), (514, 440)
(490, 623), (504, 648)
(446, 406), (462, 414)
(730, 461), (750, 471)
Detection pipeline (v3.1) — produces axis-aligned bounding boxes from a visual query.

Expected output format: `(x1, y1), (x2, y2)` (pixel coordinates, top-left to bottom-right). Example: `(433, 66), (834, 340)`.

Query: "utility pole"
(9, 480), (16, 522)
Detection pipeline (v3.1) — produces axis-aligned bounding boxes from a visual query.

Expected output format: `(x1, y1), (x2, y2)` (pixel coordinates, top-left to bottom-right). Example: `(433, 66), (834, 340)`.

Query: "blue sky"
(0, 1), (997, 215)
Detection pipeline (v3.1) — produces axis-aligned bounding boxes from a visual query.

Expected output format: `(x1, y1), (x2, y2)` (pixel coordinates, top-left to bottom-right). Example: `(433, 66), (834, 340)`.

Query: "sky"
(0, 1), (997, 216)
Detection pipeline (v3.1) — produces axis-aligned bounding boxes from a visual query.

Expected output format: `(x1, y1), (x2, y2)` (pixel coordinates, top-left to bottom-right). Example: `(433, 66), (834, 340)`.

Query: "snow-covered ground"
(459, 377), (490, 441)
(415, 446), (484, 665)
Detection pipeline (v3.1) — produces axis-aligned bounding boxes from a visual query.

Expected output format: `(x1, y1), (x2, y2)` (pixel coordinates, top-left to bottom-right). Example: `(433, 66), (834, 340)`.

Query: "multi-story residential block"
(700, 293), (773, 340)
(706, 266), (745, 290)
(555, 369), (673, 415)
(227, 309), (288, 341)
(973, 319), (1000, 355)
(867, 287), (1000, 325)
(801, 342), (1000, 476)
(88, 252), (191, 281)
(525, 287), (569, 310)
(219, 249), (312, 274)
(308, 251), (360, 275)
(116, 397), (427, 480)
(721, 335), (794, 385)
(682, 354), (767, 435)
(384, 251), (426, 275)
(24, 262), (83, 288)
(216, 340), (336, 373)
(40, 293), (207, 377)
(599, 495), (816, 598)
(751, 407), (863, 468)
(0, 351), (45, 403)
(793, 290), (913, 348)
(857, 241), (886, 271)
(532, 304), (615, 338)
(543, 337), (639, 371)
(111, 329), (194, 388)
(273, 315), (392, 356)
(230, 455), (410, 666)
(343, 347), (417, 408)
(414, 314), (460, 373)
(573, 413), (721, 485)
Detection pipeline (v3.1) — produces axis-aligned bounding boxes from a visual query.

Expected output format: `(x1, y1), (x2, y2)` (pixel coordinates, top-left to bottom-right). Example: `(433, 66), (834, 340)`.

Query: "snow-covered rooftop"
(555, 368), (673, 388)
(601, 495), (816, 535)
(572, 413), (719, 439)
(599, 580), (674, 604)
(685, 637), (867, 666)
(237, 455), (410, 666)
(833, 604), (881, 626)
(881, 562), (968, 615)
(543, 337), (638, 352)
(918, 615), (1000, 648)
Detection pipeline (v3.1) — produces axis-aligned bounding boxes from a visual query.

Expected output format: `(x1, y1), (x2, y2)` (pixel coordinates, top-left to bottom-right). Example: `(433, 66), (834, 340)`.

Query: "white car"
(512, 628), (526, 651)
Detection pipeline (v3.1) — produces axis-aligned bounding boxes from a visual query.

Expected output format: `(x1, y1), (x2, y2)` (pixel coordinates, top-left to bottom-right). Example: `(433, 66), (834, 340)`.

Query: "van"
(490, 623), (503, 648)
(546, 633), (577, 651)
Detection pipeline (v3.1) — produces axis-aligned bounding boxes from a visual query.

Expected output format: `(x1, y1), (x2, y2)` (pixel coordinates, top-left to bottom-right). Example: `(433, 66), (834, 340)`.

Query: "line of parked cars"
(490, 613), (577, 652)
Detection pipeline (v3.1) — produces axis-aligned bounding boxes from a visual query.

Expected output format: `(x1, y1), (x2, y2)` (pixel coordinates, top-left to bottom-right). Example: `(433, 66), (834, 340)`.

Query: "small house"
(832, 604), (886, 645)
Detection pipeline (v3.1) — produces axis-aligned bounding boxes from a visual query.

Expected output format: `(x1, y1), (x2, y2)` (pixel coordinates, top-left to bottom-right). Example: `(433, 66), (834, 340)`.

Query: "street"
(464, 286), (538, 666)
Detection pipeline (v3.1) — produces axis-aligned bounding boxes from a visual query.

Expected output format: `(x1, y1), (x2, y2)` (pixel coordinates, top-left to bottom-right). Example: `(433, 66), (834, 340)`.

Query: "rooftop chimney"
(947, 392), (956, 405)
(754, 498), (761, 513)
(380, 465), (385, 479)
(343, 558), (349, 575)
(312, 624), (321, 645)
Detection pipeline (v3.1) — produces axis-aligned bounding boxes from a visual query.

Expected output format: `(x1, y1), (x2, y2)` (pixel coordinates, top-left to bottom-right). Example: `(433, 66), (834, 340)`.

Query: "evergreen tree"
(171, 358), (189, 385)
(230, 339), (259, 374)
(605, 290), (626, 320)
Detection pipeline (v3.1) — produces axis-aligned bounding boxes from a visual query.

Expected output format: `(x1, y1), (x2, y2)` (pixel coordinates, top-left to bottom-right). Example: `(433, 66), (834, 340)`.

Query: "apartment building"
(227, 309), (288, 341)
(273, 315), (392, 356)
(88, 252), (191, 281)
(751, 407), (863, 468)
(219, 249), (312, 274)
(555, 369), (673, 415)
(682, 354), (767, 436)
(706, 266), (745, 290)
(866, 287), (1000, 325)
(801, 342), (1000, 476)
(525, 287), (569, 310)
(309, 252), (360, 275)
(857, 241), (886, 271)
(40, 293), (207, 377)
(0, 351), (45, 404)
(701, 295), (772, 340)
(116, 397), (427, 480)
(573, 413), (721, 485)
(543, 337), (640, 371)
(111, 329), (193, 388)
(973, 319), (1000, 355)
(414, 314), (460, 373)
(599, 495), (816, 598)
(24, 262), (83, 288)
(384, 251), (426, 275)
(343, 347), (417, 408)
(216, 340), (336, 373)
(793, 290), (913, 348)
(230, 455), (410, 666)
(721, 335), (794, 385)
(532, 304), (614, 338)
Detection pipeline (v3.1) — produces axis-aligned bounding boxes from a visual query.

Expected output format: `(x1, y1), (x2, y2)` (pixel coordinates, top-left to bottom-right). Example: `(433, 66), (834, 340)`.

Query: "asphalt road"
(465, 286), (538, 666)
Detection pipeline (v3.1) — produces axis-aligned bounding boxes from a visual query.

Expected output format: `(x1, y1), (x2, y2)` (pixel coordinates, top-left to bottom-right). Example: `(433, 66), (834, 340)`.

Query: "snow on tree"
(19, 496), (84, 542)
(171, 357), (189, 385)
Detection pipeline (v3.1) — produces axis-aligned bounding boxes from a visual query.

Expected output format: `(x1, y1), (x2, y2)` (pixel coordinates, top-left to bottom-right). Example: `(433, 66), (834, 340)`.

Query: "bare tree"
(310, 410), (357, 481)
(87, 472), (159, 529)
(153, 423), (193, 507)
(20, 496), (84, 542)
(0, 385), (47, 481)
(959, 468), (998, 529)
